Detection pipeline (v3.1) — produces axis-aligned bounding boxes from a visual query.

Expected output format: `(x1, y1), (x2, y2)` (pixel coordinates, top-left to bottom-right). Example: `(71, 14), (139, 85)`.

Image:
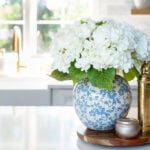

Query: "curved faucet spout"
(12, 26), (22, 53)
(12, 26), (23, 72)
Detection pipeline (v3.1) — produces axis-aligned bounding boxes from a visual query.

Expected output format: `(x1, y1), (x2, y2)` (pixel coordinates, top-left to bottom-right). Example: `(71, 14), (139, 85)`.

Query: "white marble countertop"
(0, 106), (149, 150)
(0, 76), (73, 90)
(0, 75), (137, 90)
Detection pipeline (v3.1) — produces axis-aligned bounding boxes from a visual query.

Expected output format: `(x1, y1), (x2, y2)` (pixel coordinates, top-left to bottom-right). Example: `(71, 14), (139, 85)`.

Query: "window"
(0, 0), (23, 53)
(0, 0), (91, 56)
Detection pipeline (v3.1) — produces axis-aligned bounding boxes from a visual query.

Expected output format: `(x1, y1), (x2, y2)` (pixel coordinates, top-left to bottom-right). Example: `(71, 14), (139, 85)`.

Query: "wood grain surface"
(131, 8), (150, 15)
(77, 125), (150, 146)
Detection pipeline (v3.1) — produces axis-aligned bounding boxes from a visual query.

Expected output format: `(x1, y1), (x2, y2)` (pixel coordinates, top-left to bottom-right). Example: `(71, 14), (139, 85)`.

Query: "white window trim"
(23, 0), (37, 56)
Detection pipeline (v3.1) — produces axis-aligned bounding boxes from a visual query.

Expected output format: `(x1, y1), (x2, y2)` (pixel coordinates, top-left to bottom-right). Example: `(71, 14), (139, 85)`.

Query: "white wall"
(90, 0), (150, 36)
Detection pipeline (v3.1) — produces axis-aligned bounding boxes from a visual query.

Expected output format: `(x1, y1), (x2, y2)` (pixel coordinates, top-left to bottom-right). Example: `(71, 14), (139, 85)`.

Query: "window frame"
(23, 0), (37, 56)
(0, 0), (92, 55)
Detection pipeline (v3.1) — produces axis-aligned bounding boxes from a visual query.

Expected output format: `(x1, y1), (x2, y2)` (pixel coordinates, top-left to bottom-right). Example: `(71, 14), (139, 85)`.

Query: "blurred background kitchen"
(0, 0), (149, 106)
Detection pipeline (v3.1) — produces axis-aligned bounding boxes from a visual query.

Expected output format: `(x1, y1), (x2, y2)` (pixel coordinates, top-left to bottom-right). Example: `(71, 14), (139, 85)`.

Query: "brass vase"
(138, 61), (150, 134)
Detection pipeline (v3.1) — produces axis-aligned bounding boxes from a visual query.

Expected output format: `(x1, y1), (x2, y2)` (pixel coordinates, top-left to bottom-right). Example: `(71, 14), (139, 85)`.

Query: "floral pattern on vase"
(73, 75), (132, 130)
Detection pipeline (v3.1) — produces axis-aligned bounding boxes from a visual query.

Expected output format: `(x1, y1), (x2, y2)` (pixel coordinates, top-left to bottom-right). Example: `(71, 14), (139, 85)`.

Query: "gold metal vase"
(138, 61), (150, 134)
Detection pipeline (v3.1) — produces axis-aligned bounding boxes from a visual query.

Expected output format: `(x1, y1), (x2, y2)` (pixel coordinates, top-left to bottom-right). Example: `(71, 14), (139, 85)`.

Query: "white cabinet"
(0, 90), (50, 106)
(0, 77), (138, 106)
(130, 85), (138, 107)
(48, 85), (73, 106)
(48, 84), (138, 106)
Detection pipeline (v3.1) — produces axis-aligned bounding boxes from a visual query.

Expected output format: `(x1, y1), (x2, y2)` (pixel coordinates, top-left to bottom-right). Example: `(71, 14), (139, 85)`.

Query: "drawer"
(131, 88), (138, 107)
(52, 89), (73, 106)
(50, 85), (138, 106)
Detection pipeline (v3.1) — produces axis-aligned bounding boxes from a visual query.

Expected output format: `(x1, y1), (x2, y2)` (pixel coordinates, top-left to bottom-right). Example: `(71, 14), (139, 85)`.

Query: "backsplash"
(90, 0), (150, 36)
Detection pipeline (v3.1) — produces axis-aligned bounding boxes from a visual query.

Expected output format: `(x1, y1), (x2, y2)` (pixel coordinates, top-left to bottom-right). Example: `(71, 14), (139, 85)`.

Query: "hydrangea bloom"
(50, 19), (150, 89)
(50, 19), (150, 73)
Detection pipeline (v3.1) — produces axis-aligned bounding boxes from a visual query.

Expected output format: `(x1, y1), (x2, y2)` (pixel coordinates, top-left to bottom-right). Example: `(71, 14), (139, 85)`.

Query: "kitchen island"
(0, 76), (137, 106)
(0, 106), (149, 150)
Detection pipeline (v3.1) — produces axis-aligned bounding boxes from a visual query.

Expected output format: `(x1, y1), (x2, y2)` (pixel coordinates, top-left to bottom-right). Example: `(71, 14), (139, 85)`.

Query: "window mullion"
(24, 0), (37, 56)
(61, 0), (65, 27)
(0, 20), (23, 24)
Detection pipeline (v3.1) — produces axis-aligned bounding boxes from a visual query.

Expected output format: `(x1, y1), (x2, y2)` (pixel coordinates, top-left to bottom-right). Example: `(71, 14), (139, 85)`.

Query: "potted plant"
(49, 19), (150, 130)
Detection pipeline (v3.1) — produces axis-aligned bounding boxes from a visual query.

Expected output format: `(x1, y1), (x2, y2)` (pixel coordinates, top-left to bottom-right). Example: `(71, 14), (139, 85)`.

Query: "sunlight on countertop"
(0, 74), (136, 90)
(0, 53), (73, 89)
(0, 75), (73, 90)
(0, 52), (137, 90)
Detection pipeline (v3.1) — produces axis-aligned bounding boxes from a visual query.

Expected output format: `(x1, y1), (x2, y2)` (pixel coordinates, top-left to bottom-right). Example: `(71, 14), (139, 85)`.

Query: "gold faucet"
(12, 26), (25, 72)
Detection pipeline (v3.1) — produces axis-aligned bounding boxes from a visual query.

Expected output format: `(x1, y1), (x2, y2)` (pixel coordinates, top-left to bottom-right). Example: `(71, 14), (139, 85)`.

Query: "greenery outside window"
(0, 0), (91, 55)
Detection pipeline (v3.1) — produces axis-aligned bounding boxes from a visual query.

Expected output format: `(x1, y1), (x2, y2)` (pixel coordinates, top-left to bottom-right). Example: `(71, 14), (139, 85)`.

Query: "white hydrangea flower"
(135, 31), (150, 61)
(73, 18), (96, 39)
(50, 26), (83, 73)
(50, 18), (150, 74)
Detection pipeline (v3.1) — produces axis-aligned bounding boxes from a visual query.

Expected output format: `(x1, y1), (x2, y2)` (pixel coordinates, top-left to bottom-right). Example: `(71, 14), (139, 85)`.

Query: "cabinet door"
(0, 90), (50, 106)
(131, 86), (138, 107)
(50, 85), (137, 106)
(52, 89), (73, 106)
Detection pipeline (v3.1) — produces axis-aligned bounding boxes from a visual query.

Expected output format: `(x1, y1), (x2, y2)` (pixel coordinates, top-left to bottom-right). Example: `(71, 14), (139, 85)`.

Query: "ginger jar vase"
(73, 75), (132, 130)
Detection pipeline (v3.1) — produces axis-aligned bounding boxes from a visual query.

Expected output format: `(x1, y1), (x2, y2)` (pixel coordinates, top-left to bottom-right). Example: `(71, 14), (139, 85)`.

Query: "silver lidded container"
(115, 118), (140, 139)
(134, 0), (150, 9)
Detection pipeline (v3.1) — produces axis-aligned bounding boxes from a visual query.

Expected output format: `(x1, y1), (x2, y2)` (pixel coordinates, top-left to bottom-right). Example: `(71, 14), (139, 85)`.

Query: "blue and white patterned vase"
(73, 75), (132, 130)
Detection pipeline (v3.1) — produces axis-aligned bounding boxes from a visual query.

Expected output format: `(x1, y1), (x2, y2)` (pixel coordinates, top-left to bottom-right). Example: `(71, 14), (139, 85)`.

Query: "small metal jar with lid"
(115, 118), (140, 139)
(138, 61), (150, 134)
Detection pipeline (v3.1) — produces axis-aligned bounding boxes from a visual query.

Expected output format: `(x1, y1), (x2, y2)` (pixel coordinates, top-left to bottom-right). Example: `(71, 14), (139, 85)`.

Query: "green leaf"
(123, 66), (140, 81)
(80, 20), (87, 24)
(69, 62), (87, 84)
(87, 67), (116, 90)
(50, 69), (71, 81)
(96, 21), (104, 26)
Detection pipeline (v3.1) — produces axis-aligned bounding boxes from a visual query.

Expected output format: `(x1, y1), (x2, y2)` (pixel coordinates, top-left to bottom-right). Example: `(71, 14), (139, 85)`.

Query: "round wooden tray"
(77, 125), (150, 146)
